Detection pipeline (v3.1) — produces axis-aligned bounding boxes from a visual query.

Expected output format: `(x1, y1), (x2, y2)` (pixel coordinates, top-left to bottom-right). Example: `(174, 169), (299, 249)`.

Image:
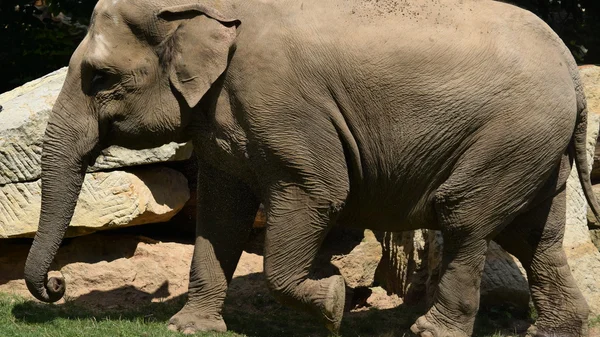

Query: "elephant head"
(24, 0), (240, 303)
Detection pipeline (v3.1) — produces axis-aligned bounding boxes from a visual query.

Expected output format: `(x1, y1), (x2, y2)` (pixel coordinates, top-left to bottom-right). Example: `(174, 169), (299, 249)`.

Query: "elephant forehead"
(89, 33), (113, 60)
(92, 0), (168, 45)
(93, 0), (151, 27)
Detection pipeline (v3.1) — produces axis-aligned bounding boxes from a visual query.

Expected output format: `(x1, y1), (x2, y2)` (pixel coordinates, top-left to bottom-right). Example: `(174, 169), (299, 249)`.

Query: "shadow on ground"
(11, 269), (532, 337)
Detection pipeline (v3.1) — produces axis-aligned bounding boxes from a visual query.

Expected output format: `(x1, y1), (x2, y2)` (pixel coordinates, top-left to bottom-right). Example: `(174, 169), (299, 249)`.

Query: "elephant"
(23, 0), (600, 336)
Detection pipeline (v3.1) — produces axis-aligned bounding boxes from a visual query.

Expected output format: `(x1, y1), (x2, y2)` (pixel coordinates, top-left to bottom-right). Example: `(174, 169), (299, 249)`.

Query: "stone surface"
(0, 67), (192, 186)
(564, 111), (600, 316)
(0, 234), (193, 308)
(374, 230), (428, 304)
(0, 233), (405, 317)
(581, 65), (600, 114)
(0, 167), (189, 238)
(580, 65), (600, 182)
(330, 230), (382, 289)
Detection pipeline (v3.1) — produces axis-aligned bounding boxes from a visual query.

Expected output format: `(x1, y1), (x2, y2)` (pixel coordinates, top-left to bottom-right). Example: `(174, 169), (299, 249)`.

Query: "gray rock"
(0, 68), (192, 185)
(0, 167), (190, 238)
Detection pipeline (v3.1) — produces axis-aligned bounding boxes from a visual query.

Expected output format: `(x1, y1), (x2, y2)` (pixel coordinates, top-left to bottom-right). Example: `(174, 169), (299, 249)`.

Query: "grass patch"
(0, 292), (551, 337)
(0, 293), (240, 337)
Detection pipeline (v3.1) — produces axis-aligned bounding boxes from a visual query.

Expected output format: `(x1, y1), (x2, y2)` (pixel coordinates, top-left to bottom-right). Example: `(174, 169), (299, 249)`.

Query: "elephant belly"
(335, 179), (443, 232)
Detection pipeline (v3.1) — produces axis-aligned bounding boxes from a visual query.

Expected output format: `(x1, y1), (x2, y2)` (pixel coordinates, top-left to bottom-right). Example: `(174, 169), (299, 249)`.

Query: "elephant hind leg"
(494, 187), (589, 337)
(412, 134), (563, 337)
(263, 184), (346, 333)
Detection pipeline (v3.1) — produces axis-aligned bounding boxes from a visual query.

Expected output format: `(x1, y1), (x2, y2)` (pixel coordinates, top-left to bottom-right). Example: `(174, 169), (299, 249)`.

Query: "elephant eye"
(87, 68), (122, 96)
(91, 70), (110, 90)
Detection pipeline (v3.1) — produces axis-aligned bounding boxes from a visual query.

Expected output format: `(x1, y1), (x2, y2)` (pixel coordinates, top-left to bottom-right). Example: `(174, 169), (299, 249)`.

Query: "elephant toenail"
(410, 323), (421, 334)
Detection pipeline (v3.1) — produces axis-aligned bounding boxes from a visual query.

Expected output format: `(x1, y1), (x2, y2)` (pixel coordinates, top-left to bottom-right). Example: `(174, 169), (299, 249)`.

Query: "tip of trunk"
(25, 274), (66, 303)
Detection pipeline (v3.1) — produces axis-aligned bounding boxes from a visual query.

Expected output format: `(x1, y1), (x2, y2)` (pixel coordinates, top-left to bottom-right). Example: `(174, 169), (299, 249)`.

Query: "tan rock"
(0, 234), (193, 308)
(580, 65), (600, 114)
(0, 167), (189, 238)
(0, 233), (265, 309)
(580, 65), (600, 182)
(331, 230), (382, 288)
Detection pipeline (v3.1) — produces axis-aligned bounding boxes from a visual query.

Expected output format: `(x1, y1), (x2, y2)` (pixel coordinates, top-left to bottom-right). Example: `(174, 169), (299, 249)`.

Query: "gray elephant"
(23, 0), (600, 336)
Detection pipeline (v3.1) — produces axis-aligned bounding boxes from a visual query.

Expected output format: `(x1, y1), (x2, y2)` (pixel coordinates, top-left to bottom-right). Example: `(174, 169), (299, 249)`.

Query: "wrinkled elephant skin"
(24, 0), (600, 336)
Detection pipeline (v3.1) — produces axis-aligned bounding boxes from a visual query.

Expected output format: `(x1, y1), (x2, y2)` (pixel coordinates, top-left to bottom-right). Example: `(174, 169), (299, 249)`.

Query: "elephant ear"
(157, 4), (240, 108)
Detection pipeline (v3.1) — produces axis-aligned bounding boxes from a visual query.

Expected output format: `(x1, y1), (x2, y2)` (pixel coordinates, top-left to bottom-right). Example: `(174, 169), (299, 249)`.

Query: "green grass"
(4, 292), (594, 337)
(0, 293), (241, 337)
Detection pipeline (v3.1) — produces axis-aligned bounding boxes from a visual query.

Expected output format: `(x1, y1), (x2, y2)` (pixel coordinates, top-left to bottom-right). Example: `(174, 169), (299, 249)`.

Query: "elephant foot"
(168, 307), (226, 334)
(526, 323), (588, 337)
(317, 275), (345, 334)
(410, 306), (469, 337)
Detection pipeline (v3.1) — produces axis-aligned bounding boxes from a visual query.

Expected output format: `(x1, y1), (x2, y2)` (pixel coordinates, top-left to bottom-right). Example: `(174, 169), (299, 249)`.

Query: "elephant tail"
(572, 89), (600, 221)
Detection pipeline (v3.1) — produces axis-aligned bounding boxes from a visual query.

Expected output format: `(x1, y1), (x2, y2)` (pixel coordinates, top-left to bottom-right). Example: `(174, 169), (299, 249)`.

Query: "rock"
(581, 65), (600, 114)
(331, 230), (382, 288)
(564, 112), (600, 317)
(0, 234), (193, 308)
(579, 66), (600, 182)
(0, 233), (269, 309)
(374, 230), (428, 304)
(0, 68), (192, 185)
(0, 167), (189, 238)
(591, 229), (600, 251)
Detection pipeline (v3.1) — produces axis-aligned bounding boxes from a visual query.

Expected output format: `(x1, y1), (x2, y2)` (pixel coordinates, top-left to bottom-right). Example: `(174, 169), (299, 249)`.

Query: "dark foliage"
(0, 0), (599, 93)
(508, 0), (600, 62)
(0, 0), (94, 93)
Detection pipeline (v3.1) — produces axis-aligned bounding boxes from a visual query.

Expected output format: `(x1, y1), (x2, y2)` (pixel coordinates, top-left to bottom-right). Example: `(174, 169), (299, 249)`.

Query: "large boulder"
(0, 167), (190, 238)
(330, 229), (382, 289)
(581, 65), (600, 183)
(0, 234), (194, 307)
(0, 67), (193, 186)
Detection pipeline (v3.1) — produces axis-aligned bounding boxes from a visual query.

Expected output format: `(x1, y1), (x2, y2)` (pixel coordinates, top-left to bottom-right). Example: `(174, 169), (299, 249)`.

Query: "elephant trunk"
(24, 92), (100, 303)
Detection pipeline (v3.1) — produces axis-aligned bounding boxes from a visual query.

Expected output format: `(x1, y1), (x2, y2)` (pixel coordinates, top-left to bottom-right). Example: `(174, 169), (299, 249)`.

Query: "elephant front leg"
(168, 161), (259, 334)
(263, 184), (347, 333)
